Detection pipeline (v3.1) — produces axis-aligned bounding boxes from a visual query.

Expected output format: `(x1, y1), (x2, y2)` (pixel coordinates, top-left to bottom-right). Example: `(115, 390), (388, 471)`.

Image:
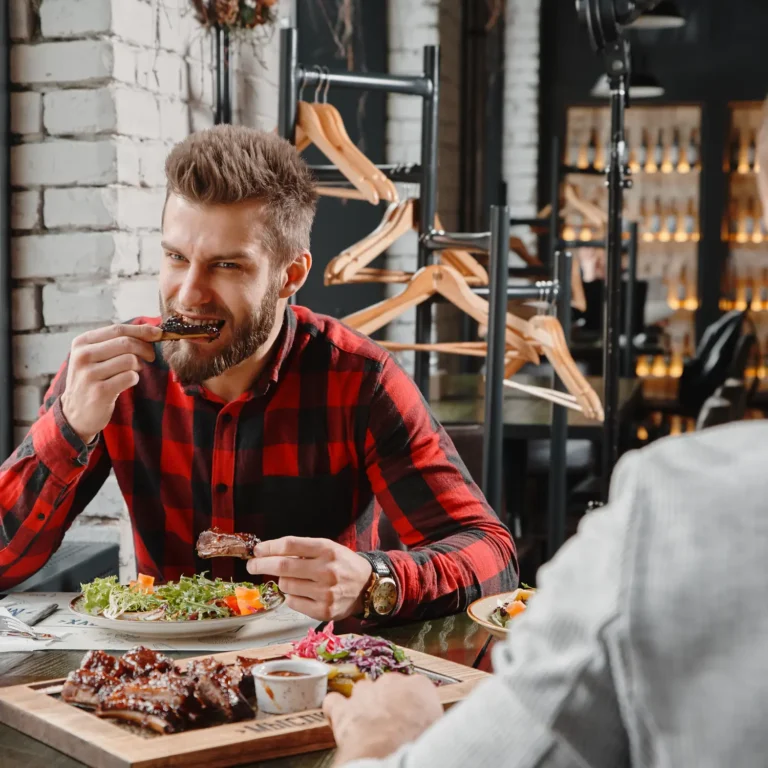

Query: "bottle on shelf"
(752, 199), (764, 244)
(666, 273), (681, 309)
(639, 128), (650, 172)
(659, 200), (675, 243)
(688, 128), (700, 171)
(678, 129), (692, 173)
(683, 262), (699, 311)
(739, 197), (756, 243)
(586, 127), (598, 169)
(650, 197), (663, 241)
(668, 339), (684, 378)
(674, 200), (689, 242)
(729, 127), (743, 173)
(627, 129), (640, 173)
(639, 198), (653, 242)
(662, 128), (678, 173)
(562, 215), (577, 242)
(594, 130), (606, 171)
(684, 198), (700, 242)
(568, 136), (581, 168)
(748, 129), (758, 173)
(728, 199), (741, 242)
(653, 128), (665, 173)
(636, 355), (652, 377)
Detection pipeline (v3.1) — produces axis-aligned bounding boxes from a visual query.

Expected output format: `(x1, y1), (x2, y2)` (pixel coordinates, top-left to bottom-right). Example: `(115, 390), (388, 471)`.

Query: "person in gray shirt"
(324, 421), (768, 767)
(321, 100), (768, 768)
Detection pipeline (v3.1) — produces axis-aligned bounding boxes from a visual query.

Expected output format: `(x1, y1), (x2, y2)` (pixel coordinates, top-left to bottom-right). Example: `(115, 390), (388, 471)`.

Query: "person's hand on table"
(323, 673), (443, 766)
(246, 536), (373, 621)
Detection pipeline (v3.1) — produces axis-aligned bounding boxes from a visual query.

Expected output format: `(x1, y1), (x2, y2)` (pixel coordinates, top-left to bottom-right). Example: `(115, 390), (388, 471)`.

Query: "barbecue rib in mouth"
(196, 528), (261, 560)
(159, 315), (224, 342)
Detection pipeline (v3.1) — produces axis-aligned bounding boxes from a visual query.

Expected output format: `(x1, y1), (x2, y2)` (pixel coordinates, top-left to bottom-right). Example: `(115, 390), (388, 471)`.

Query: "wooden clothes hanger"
(313, 102), (398, 204)
(342, 263), (539, 364)
(324, 202), (489, 286)
(296, 101), (380, 204)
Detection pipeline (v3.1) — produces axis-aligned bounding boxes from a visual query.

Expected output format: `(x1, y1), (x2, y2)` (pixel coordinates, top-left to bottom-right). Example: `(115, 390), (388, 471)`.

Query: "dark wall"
(539, 0), (768, 335)
(295, 1), (388, 318)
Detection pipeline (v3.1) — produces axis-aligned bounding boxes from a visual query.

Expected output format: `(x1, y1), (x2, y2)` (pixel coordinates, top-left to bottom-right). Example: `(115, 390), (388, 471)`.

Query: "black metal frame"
(277, 27), (440, 398)
(213, 25), (232, 125)
(0, 0), (10, 462)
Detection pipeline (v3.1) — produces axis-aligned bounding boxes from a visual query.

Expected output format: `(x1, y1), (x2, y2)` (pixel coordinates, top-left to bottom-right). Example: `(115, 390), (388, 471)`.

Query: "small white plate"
(68, 593), (285, 639)
(467, 590), (526, 640)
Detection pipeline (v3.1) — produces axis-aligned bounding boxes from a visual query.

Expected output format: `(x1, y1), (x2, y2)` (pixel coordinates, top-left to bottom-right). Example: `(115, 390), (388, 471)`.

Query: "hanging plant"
(190, 0), (279, 30)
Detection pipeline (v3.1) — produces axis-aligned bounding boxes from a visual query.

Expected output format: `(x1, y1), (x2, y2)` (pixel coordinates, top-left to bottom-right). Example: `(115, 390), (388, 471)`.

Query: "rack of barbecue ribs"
(159, 316), (224, 342)
(61, 646), (257, 734)
(196, 528), (261, 560)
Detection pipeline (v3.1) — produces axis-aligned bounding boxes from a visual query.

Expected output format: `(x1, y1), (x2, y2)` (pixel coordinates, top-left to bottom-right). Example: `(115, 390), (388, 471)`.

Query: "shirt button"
(222, 413), (232, 425)
(216, 483), (227, 494)
(37, 512), (45, 521)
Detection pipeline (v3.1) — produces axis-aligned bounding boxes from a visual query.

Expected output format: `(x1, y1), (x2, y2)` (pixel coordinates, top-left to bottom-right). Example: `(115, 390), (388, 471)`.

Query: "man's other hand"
(323, 673), (443, 766)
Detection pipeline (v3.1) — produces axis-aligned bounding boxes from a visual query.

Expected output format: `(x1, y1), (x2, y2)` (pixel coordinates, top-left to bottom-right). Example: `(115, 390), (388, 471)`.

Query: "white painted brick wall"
(9, 0), (287, 562)
(12, 287), (42, 331)
(10, 92), (42, 134)
(504, 0), (542, 251)
(11, 191), (41, 230)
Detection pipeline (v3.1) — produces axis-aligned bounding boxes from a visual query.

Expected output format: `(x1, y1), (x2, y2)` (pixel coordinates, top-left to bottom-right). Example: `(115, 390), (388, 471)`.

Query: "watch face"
(372, 579), (397, 615)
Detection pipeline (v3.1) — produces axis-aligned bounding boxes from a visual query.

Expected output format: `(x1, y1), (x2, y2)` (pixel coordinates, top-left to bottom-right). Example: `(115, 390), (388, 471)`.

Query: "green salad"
(79, 572), (282, 621)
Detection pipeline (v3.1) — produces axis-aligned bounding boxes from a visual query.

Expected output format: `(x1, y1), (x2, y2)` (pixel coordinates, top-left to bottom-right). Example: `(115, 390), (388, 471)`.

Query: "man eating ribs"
(0, 126), (517, 623)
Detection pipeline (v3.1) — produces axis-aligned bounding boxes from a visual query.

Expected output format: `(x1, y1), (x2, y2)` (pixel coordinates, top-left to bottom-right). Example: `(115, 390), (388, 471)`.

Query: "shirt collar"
(172, 306), (298, 401)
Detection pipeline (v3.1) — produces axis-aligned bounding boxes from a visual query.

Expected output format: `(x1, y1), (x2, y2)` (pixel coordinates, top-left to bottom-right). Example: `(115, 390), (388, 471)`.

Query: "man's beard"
(160, 279), (281, 386)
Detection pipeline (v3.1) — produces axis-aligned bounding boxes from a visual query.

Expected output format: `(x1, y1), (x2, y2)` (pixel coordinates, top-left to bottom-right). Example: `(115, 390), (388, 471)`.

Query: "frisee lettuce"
(78, 572), (282, 621)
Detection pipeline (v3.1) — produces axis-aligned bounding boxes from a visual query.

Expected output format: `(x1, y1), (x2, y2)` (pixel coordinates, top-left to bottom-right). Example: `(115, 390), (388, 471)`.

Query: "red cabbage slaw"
(290, 621), (414, 680)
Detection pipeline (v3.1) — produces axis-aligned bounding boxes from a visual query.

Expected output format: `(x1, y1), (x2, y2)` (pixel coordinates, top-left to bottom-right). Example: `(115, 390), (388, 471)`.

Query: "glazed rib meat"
(61, 650), (131, 708)
(61, 646), (257, 734)
(186, 658), (254, 722)
(61, 668), (118, 708)
(121, 646), (175, 678)
(159, 316), (223, 342)
(196, 528), (261, 559)
(97, 672), (207, 734)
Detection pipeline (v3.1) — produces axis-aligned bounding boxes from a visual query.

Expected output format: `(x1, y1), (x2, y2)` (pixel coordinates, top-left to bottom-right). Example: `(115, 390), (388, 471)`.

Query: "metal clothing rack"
(277, 27), (440, 400)
(423, 206), (572, 550)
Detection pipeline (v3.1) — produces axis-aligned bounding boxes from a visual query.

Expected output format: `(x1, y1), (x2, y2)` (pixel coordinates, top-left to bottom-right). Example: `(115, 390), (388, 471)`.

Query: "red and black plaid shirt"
(0, 306), (517, 617)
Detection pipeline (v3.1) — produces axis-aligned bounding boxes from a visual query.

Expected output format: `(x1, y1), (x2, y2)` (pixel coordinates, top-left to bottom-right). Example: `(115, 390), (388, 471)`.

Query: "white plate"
(68, 593), (285, 639)
(467, 590), (526, 640)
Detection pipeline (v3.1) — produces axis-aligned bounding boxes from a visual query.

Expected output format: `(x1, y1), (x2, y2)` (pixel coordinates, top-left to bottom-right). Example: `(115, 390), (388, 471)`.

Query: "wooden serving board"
(0, 638), (488, 768)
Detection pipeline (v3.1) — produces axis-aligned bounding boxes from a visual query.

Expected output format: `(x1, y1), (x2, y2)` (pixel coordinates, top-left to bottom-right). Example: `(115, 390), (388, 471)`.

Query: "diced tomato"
(235, 587), (264, 616)
(136, 573), (155, 593)
(506, 600), (527, 618)
(223, 595), (241, 615)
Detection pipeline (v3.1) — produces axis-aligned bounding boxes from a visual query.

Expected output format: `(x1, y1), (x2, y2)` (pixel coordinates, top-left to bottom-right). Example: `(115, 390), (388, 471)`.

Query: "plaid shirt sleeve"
(363, 356), (518, 619)
(0, 360), (112, 590)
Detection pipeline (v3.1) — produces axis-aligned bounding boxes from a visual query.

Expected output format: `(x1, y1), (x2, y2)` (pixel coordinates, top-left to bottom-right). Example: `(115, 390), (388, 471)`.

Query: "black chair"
(718, 378), (747, 421)
(695, 394), (734, 430)
(677, 310), (746, 417)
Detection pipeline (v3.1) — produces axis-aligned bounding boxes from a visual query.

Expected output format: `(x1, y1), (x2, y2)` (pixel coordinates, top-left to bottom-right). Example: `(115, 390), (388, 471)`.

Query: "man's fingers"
(276, 576), (324, 600)
(74, 323), (162, 348)
(91, 354), (143, 381)
(80, 336), (157, 365)
(99, 370), (141, 398)
(247, 554), (325, 580)
(283, 594), (327, 620)
(252, 536), (330, 559)
(322, 691), (346, 722)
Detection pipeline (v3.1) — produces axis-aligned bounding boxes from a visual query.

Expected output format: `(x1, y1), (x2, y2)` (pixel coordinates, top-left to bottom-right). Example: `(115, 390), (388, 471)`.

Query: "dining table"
(0, 611), (497, 768)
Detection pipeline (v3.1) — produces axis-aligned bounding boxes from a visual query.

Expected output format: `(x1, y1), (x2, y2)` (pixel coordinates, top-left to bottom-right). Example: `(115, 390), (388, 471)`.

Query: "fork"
(0, 608), (60, 641)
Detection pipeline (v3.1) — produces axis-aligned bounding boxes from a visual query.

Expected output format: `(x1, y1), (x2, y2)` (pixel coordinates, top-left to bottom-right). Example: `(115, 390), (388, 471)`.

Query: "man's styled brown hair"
(164, 125), (318, 269)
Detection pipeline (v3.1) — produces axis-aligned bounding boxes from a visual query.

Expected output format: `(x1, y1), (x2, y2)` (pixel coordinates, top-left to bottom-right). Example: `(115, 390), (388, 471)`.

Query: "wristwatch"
(359, 553), (398, 619)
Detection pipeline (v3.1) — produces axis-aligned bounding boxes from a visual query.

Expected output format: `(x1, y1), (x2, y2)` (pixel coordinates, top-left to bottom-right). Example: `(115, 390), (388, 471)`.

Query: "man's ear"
(280, 251), (312, 299)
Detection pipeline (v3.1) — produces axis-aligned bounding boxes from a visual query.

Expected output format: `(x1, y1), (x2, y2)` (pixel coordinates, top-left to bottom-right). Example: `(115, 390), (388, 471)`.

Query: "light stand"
(576, 0), (662, 499)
